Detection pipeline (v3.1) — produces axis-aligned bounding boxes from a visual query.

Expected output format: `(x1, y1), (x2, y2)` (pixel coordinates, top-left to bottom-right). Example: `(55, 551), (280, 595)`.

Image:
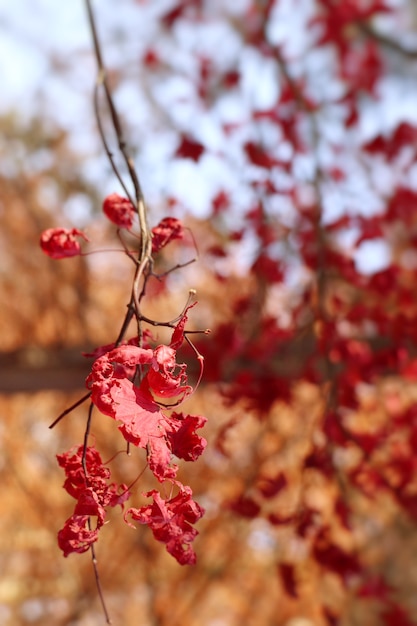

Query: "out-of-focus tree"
(3, 1), (417, 626)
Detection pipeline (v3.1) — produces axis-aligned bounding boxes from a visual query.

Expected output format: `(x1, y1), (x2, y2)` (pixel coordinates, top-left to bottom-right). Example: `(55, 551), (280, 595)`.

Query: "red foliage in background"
(41, 0), (417, 623)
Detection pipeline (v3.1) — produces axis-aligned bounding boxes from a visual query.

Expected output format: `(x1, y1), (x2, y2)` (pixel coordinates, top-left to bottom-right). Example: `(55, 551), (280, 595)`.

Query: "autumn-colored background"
(3, 1), (417, 625)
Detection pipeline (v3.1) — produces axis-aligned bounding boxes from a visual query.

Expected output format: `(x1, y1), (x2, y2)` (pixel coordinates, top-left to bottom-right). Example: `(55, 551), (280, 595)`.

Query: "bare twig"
(49, 392), (91, 429)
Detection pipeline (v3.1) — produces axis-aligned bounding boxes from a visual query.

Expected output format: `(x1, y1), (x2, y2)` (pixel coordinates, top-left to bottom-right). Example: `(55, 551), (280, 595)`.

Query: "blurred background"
(2, 1), (417, 625)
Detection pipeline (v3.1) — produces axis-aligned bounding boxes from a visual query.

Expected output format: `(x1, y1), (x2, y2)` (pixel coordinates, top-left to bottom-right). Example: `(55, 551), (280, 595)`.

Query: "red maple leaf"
(126, 485), (204, 565)
(58, 515), (99, 557)
(175, 135), (205, 162)
(86, 341), (201, 481)
(108, 379), (176, 481)
(103, 193), (135, 229)
(167, 412), (207, 461)
(151, 217), (185, 253)
(57, 445), (129, 508)
(147, 344), (191, 401)
(40, 227), (89, 259)
(87, 345), (154, 416)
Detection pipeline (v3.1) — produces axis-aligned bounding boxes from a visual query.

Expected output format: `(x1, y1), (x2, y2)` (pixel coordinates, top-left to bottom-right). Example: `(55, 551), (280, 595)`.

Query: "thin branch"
(90, 542), (113, 625)
(93, 82), (135, 205)
(49, 392), (91, 429)
(84, 0), (145, 206)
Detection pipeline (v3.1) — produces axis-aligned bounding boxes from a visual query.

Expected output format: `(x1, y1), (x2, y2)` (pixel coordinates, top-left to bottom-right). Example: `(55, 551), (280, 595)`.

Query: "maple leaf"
(175, 135), (205, 162)
(58, 515), (99, 557)
(73, 488), (106, 525)
(151, 217), (185, 253)
(167, 412), (207, 461)
(147, 344), (191, 401)
(87, 344), (154, 416)
(86, 343), (199, 480)
(126, 485), (204, 565)
(108, 379), (176, 481)
(56, 447), (128, 558)
(57, 445), (130, 508)
(40, 227), (89, 259)
(102, 193), (135, 229)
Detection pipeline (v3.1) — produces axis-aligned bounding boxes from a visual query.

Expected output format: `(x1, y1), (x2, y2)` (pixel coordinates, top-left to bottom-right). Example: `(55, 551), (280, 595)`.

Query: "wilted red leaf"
(152, 217), (185, 253)
(103, 193), (135, 229)
(58, 515), (99, 557)
(167, 412), (207, 461)
(126, 485), (204, 565)
(40, 227), (89, 259)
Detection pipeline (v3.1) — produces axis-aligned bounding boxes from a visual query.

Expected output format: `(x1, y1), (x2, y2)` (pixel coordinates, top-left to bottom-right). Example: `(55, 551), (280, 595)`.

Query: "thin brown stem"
(90, 542), (113, 625)
(84, 0), (145, 206)
(49, 392), (91, 429)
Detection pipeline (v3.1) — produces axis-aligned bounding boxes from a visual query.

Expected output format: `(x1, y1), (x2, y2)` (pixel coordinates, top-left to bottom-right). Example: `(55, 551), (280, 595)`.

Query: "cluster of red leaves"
(42, 204), (206, 566)
(41, 0), (417, 619)
(126, 486), (204, 565)
(57, 445), (130, 557)
(79, 311), (206, 564)
(86, 336), (206, 483)
(40, 197), (185, 259)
